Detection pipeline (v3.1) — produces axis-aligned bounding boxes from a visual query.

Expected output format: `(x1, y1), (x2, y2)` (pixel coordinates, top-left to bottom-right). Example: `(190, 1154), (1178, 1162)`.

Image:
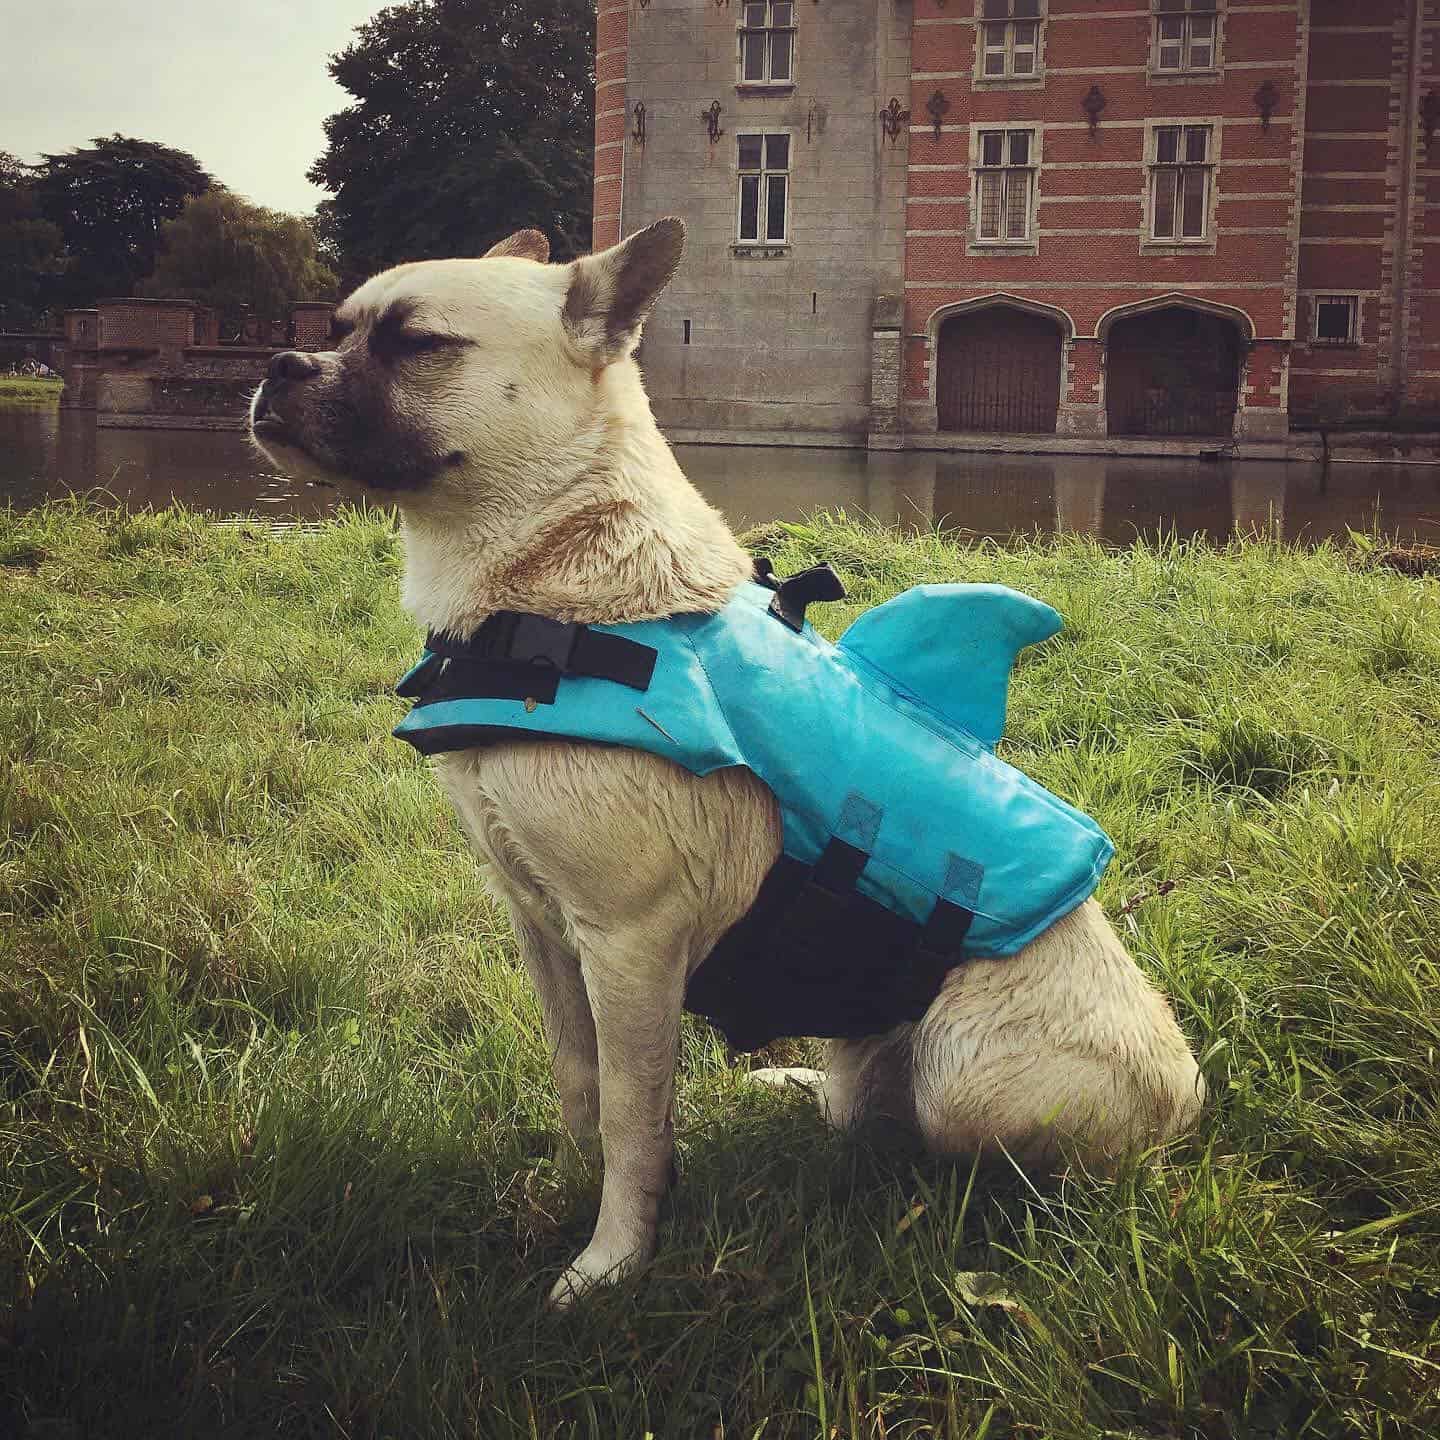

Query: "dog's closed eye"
(377, 330), (464, 357)
(369, 317), (470, 361)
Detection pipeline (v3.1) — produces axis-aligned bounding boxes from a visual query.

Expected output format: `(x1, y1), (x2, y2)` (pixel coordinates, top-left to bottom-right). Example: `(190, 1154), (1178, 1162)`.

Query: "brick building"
(593, 0), (1440, 450)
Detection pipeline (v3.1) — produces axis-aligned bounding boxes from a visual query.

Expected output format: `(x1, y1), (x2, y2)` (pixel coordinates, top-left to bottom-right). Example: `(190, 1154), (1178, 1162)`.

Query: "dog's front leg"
(506, 901), (600, 1148)
(548, 939), (684, 1308)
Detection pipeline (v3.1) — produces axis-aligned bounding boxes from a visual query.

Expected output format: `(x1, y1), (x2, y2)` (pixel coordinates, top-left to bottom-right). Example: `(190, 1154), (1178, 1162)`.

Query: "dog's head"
(249, 219), (685, 503)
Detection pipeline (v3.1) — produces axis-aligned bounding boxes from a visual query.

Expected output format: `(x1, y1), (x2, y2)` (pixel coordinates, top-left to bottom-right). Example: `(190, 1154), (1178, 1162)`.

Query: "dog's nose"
(268, 350), (322, 385)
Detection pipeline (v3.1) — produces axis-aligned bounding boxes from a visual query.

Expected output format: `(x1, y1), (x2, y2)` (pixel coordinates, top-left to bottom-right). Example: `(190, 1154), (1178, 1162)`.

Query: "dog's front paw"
(547, 1241), (651, 1309)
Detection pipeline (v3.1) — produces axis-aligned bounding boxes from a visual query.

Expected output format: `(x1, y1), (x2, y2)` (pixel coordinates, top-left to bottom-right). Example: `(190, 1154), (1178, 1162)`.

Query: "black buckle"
(507, 614), (580, 669)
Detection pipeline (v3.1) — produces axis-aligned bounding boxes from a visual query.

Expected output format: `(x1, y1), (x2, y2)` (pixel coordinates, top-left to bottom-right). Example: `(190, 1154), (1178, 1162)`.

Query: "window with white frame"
(739, 1), (794, 85)
(975, 129), (1035, 242)
(1154, 0), (1218, 73)
(979, 0), (1042, 79)
(1313, 295), (1358, 344)
(1149, 125), (1212, 240)
(737, 133), (790, 244)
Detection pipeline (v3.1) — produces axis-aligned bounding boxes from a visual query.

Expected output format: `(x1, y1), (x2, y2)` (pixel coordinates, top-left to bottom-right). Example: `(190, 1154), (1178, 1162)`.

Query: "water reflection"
(0, 410), (337, 520)
(677, 446), (1440, 547)
(3, 408), (1438, 547)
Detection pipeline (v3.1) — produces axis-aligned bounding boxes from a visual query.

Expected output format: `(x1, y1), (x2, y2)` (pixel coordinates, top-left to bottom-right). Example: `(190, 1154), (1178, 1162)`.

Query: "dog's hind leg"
(907, 902), (1205, 1170)
(749, 1027), (917, 1134)
(822, 1027), (918, 1132)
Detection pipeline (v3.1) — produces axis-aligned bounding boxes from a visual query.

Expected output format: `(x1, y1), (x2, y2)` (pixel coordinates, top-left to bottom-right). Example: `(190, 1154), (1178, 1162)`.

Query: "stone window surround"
(735, 0), (797, 94)
(972, 0), (1046, 91)
(967, 124), (1042, 257)
(1147, 0), (1223, 85)
(1302, 291), (1364, 349)
(733, 128), (795, 254)
(1140, 116), (1221, 256)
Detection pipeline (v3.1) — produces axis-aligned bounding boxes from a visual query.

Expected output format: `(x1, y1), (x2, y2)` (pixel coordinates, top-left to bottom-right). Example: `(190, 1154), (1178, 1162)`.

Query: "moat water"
(3, 407), (1439, 546)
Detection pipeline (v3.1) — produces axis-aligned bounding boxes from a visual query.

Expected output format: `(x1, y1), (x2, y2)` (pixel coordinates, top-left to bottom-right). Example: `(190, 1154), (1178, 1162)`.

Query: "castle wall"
(585, 0), (1440, 447)
(597, 0), (911, 439)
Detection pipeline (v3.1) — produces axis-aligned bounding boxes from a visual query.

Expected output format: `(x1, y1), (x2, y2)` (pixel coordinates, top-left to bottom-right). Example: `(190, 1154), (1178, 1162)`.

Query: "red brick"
(1298, 245), (1384, 289)
(1215, 198), (1293, 230)
(1307, 31), (1396, 82)
(596, 8), (626, 52)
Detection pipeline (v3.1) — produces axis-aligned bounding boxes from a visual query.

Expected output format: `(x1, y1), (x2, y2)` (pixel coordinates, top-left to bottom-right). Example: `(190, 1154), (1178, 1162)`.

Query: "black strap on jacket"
(765, 562), (847, 632)
(397, 610), (657, 708)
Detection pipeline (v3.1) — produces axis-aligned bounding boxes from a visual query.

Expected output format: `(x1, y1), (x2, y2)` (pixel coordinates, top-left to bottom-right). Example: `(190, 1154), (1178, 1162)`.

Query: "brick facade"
(595, 0), (1436, 445)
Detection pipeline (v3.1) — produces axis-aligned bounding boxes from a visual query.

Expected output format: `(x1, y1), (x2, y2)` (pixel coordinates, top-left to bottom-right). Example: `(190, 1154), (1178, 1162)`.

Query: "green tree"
(0, 152), (65, 329)
(309, 0), (593, 288)
(144, 190), (337, 332)
(33, 135), (214, 306)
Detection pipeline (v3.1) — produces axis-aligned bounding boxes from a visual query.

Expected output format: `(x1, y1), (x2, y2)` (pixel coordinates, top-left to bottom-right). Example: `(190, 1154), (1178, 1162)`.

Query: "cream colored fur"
(250, 220), (1205, 1308)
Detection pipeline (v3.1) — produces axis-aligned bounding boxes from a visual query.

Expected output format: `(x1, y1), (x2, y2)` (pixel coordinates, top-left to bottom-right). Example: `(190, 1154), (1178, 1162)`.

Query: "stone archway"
(934, 305), (1064, 434)
(1104, 305), (1244, 438)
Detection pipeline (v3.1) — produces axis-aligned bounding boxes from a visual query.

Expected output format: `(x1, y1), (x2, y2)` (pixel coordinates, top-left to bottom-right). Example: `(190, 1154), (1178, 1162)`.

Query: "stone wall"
(608, 0), (911, 440)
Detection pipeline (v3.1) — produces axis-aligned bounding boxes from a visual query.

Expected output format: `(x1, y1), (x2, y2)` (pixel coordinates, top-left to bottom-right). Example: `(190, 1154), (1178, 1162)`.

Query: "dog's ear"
(562, 217), (685, 364)
(484, 229), (550, 262)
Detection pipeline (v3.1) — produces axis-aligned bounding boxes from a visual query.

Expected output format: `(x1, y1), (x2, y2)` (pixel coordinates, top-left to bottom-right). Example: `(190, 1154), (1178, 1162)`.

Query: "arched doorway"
(935, 306), (1062, 434)
(1105, 306), (1242, 437)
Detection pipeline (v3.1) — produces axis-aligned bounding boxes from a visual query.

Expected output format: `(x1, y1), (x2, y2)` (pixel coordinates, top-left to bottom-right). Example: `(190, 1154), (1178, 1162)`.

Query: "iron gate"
(936, 308), (1062, 434)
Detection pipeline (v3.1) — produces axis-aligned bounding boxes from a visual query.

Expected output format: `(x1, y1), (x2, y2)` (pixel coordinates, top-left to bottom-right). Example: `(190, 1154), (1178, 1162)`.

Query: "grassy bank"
(2, 502), (1438, 1439)
(0, 378), (63, 406)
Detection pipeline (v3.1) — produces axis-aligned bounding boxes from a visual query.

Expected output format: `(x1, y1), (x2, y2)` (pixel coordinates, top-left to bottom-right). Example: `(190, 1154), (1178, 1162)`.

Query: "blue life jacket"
(394, 565), (1113, 1051)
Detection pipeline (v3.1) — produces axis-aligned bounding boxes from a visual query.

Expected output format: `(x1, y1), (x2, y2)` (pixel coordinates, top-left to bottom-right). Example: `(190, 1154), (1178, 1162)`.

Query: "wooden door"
(936, 308), (1062, 434)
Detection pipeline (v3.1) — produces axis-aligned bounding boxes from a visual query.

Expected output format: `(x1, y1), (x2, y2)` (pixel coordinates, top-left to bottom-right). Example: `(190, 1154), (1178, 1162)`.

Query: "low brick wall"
(63, 299), (332, 427)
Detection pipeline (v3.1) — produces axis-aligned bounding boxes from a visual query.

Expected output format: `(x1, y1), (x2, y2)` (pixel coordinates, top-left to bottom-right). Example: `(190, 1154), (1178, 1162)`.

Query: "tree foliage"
(144, 190), (337, 331)
(32, 135), (214, 307)
(0, 151), (65, 328)
(309, 0), (594, 289)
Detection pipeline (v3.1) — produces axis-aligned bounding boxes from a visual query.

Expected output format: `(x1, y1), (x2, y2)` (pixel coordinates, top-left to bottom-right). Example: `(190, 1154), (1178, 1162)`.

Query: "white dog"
(249, 219), (1204, 1306)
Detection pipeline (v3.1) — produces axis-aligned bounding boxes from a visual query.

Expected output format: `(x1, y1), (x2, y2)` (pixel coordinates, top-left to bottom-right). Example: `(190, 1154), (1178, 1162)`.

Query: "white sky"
(1, 0), (392, 214)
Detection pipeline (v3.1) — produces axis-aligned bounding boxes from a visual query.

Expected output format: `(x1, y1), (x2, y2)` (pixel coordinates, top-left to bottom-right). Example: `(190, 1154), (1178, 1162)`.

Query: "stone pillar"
(64, 309), (98, 347)
(1235, 339), (1290, 442)
(61, 309), (99, 408)
(1058, 337), (1106, 437)
(902, 329), (938, 434)
(868, 294), (904, 449)
(290, 301), (335, 351)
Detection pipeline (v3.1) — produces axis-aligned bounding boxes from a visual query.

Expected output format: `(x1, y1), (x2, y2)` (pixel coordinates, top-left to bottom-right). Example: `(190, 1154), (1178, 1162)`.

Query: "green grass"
(0, 378), (64, 406)
(2, 500), (1439, 1439)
